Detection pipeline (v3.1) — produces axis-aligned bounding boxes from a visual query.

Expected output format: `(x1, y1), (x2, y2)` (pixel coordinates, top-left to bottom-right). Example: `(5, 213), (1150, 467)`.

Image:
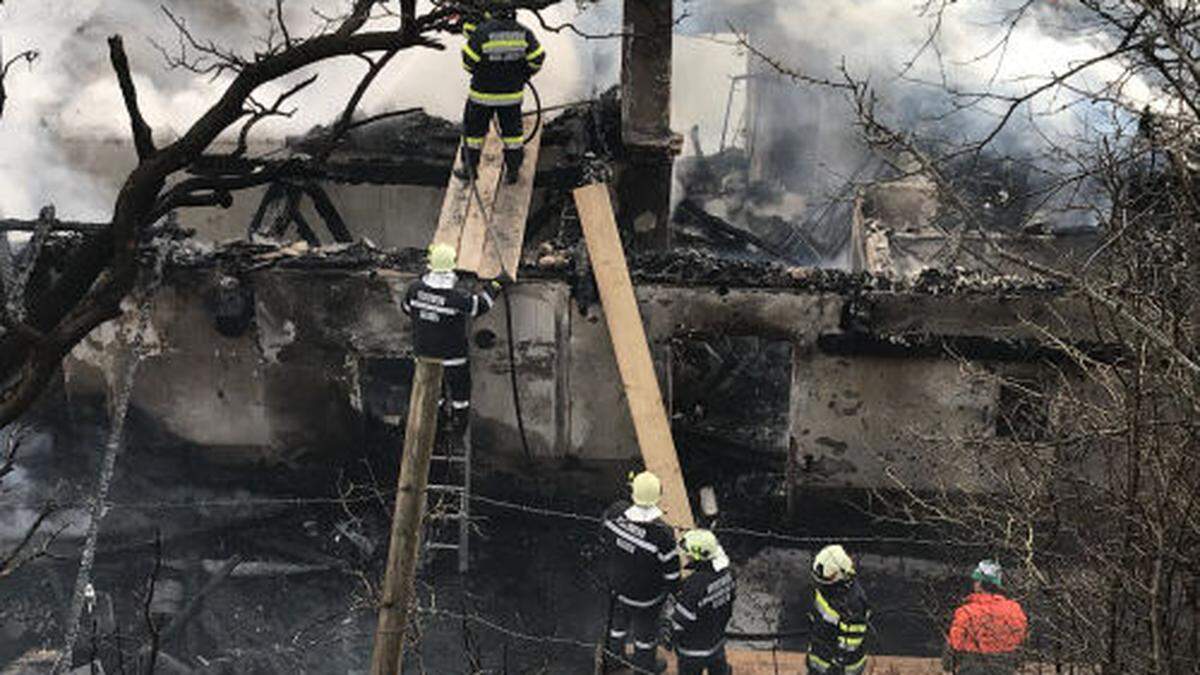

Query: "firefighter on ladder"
(401, 243), (507, 437)
(601, 471), (678, 673)
(455, 1), (545, 184)
(808, 544), (872, 675)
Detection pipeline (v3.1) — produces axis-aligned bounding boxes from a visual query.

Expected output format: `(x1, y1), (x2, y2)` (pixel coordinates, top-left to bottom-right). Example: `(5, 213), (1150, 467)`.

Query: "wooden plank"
(370, 359), (444, 675)
(432, 140), (473, 251)
(573, 183), (696, 531)
(475, 117), (542, 280)
(456, 130), (504, 273)
(663, 650), (1049, 674)
(433, 117), (540, 280)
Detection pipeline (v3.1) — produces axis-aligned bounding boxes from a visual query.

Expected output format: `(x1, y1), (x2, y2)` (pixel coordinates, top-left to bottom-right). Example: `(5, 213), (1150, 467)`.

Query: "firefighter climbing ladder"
(422, 116), (543, 573)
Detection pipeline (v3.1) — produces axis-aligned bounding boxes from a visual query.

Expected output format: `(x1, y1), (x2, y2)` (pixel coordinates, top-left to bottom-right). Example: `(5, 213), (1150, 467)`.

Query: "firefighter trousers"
(677, 647), (732, 675)
(438, 360), (471, 435)
(461, 100), (524, 178)
(605, 596), (664, 671)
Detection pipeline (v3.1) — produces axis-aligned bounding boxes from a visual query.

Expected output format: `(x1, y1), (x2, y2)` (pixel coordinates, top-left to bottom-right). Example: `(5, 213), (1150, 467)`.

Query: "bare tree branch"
(0, 5), (447, 429)
(0, 504), (62, 580)
(109, 36), (157, 160)
(0, 48), (38, 119)
(235, 72), (320, 157)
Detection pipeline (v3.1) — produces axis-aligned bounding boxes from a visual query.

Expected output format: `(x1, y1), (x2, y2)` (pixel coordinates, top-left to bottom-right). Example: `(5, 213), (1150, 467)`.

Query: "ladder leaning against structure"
(418, 115), (543, 573)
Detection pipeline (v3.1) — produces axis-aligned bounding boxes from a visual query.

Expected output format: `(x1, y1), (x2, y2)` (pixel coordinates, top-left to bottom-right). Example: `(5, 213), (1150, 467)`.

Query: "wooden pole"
(369, 358), (444, 675)
(573, 183), (696, 530)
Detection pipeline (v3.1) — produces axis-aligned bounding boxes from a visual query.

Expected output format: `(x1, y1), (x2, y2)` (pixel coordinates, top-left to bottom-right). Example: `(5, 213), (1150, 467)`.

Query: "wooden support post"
(619, 0), (675, 251)
(573, 183), (695, 530)
(369, 358), (444, 675)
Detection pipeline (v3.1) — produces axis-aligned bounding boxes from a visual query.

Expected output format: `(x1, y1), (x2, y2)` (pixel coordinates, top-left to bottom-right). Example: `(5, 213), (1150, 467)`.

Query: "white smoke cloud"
(0, 0), (1161, 222)
(0, 0), (594, 221)
(668, 0), (1162, 230)
(693, 0), (1157, 136)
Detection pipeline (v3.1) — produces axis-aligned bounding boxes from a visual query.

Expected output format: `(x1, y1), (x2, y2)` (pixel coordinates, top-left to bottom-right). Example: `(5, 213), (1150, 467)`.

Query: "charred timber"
(817, 332), (1124, 365)
(0, 219), (108, 234)
(185, 154), (581, 190)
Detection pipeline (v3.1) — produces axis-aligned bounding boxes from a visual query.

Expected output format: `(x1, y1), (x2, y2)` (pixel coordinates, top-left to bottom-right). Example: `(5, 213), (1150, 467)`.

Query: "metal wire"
(419, 606), (664, 675)
(0, 490), (976, 549)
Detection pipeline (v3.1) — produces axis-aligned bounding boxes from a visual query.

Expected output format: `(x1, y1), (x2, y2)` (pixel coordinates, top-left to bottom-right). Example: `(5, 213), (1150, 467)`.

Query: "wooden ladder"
(420, 116), (543, 573)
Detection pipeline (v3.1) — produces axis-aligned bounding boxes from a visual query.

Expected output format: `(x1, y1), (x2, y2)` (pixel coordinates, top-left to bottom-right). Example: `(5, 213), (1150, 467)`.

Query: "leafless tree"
(0, 424), (60, 581)
(746, 2), (1200, 672)
(0, 0), (573, 432)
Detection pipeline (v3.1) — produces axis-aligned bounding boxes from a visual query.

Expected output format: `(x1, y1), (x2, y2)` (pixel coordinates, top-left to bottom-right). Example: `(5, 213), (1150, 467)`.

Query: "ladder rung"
(428, 512), (465, 521)
(427, 485), (465, 493)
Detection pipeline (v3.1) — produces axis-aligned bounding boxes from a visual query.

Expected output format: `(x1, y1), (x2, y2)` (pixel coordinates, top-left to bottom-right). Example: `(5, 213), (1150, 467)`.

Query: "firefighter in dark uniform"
(601, 471), (679, 673)
(400, 243), (504, 435)
(671, 529), (736, 675)
(458, 2), (545, 183)
(808, 544), (871, 675)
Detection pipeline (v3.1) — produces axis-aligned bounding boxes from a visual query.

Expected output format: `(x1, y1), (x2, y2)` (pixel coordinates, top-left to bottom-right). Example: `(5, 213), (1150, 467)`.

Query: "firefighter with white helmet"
(600, 471), (679, 673)
(808, 544), (871, 674)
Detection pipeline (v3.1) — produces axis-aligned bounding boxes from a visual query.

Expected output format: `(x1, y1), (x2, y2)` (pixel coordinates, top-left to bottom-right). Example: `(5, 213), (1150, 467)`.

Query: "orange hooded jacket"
(948, 592), (1028, 654)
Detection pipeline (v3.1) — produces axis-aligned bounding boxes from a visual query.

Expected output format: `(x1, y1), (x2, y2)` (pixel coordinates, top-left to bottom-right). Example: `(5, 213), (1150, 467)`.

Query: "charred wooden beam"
(619, 0), (675, 250)
(0, 219), (108, 233)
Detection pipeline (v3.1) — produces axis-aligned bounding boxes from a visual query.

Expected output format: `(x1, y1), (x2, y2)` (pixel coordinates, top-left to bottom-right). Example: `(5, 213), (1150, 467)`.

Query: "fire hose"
(459, 79), (545, 462)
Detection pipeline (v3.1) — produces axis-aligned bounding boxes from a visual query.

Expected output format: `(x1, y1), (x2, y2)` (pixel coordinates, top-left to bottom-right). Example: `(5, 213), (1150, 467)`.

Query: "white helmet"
(813, 544), (856, 584)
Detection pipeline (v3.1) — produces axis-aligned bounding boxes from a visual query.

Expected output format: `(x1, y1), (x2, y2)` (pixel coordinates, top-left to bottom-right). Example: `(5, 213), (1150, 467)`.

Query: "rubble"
(629, 248), (1064, 295)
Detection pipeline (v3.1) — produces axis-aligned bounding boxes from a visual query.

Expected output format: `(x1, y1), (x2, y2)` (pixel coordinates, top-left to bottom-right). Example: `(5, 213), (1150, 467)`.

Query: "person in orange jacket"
(942, 560), (1028, 674)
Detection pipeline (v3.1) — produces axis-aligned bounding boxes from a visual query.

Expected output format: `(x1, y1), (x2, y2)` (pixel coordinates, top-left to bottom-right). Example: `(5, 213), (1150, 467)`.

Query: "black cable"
(461, 131), (534, 462)
(723, 629), (808, 641)
(522, 80), (543, 146)
(501, 285), (533, 461)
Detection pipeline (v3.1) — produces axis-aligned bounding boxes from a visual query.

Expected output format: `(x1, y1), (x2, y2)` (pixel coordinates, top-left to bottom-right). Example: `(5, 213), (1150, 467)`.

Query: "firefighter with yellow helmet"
(671, 529), (735, 674)
(808, 544), (871, 674)
(600, 471), (679, 672)
(400, 244), (507, 436)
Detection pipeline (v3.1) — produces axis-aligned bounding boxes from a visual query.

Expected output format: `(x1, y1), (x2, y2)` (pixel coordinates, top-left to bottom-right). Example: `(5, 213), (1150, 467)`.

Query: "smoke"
(0, 0), (591, 221)
(676, 0), (1158, 222)
(0, 1), (1158, 224)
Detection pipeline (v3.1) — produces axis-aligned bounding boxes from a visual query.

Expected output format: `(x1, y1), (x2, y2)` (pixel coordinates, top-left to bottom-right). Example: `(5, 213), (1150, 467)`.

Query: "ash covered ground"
(0, 403), (965, 674)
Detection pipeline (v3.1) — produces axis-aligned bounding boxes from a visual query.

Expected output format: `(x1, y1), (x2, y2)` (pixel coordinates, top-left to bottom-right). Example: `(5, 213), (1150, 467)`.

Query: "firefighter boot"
(503, 148), (523, 184)
(631, 647), (666, 674)
(453, 146), (481, 182)
(600, 643), (627, 673)
(449, 408), (469, 444)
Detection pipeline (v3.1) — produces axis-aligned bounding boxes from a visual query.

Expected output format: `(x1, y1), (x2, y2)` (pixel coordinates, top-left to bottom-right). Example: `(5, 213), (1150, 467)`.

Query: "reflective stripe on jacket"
(671, 562), (735, 656)
(461, 17), (544, 103)
(601, 500), (679, 604)
(807, 580), (870, 673)
(400, 272), (494, 360)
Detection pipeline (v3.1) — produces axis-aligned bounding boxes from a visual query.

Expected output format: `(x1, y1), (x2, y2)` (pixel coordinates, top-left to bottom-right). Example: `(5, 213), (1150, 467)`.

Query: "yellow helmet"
(682, 529), (719, 561)
(630, 471), (662, 507)
(428, 243), (457, 272)
(813, 544), (856, 584)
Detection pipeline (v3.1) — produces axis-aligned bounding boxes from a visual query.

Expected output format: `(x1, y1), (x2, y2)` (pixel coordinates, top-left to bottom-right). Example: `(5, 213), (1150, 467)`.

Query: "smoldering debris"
(629, 248), (1063, 296)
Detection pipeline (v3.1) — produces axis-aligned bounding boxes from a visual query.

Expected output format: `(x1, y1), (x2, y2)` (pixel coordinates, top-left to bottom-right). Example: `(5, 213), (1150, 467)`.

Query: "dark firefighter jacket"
(808, 580), (871, 674)
(461, 16), (545, 106)
(400, 271), (494, 361)
(671, 560), (735, 658)
(942, 592), (1027, 675)
(601, 500), (680, 606)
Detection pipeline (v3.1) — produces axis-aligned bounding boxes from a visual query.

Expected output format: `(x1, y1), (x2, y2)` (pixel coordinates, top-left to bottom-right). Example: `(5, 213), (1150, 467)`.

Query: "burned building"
(0, 4), (1128, 674)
